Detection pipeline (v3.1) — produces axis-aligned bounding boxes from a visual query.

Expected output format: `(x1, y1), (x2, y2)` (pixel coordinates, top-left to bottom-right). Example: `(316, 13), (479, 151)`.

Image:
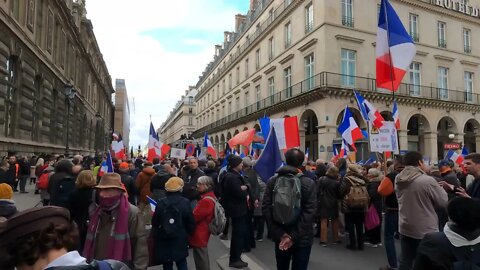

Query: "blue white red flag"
(353, 90), (384, 129)
(203, 132), (217, 158)
(338, 107), (364, 151)
(147, 196), (157, 213)
(253, 127), (284, 182)
(393, 101), (400, 129)
(376, 0), (416, 91)
(445, 149), (463, 165)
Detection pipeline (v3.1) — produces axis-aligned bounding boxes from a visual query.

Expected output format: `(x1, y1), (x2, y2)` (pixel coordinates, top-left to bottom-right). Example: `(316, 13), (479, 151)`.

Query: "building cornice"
(279, 53), (294, 65)
(298, 38), (318, 52)
(263, 65), (277, 75)
(434, 55), (456, 62)
(252, 74), (262, 83)
(460, 60), (480, 66)
(335, 35), (364, 44)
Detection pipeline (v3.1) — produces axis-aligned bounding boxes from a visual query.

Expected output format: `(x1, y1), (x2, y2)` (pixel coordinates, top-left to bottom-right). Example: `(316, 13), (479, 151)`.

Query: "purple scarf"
(83, 194), (132, 261)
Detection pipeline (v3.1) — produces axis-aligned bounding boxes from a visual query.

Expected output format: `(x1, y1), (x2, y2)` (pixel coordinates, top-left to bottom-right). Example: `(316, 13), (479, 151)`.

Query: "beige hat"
(95, 173), (124, 191)
(348, 163), (364, 174)
(165, 177), (184, 192)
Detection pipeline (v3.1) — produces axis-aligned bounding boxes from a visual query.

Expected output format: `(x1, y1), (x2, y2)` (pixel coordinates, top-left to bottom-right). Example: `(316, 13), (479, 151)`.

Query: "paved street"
(15, 183), (394, 270)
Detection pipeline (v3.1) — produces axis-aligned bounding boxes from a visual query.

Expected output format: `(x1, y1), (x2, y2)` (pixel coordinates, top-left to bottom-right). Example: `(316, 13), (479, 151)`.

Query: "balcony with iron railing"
(196, 0), (296, 95)
(342, 16), (354, 28)
(438, 39), (447, 48)
(194, 72), (480, 136)
(410, 32), (419, 42)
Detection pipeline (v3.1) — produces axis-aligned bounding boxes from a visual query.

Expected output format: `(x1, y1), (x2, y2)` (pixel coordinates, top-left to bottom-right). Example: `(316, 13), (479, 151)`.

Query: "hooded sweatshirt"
(395, 166), (448, 239)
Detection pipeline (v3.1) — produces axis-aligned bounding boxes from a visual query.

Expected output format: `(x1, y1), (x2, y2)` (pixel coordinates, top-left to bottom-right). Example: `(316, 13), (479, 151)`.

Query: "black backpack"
(442, 234), (480, 270)
(52, 176), (76, 207)
(155, 198), (183, 239)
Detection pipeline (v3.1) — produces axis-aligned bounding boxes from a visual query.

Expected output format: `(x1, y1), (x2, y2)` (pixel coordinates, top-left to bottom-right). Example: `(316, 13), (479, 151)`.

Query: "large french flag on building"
(376, 0), (416, 91)
(338, 107), (364, 151)
(203, 132), (217, 159)
(147, 122), (162, 162)
(259, 116), (300, 150)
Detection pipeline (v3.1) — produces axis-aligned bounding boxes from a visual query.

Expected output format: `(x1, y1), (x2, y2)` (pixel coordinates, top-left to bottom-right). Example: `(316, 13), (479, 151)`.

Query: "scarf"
(83, 194), (132, 262)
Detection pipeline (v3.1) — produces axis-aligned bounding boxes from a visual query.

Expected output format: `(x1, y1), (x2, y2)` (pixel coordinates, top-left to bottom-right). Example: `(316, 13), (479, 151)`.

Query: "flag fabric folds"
(147, 122), (161, 161)
(445, 149), (464, 165)
(259, 116), (300, 150)
(203, 133), (217, 158)
(353, 90), (384, 129)
(228, 128), (255, 148)
(253, 127), (284, 182)
(99, 152), (114, 177)
(338, 107), (364, 151)
(462, 146), (469, 157)
(376, 0), (416, 91)
(111, 134), (126, 160)
(393, 101), (400, 129)
(147, 196), (157, 212)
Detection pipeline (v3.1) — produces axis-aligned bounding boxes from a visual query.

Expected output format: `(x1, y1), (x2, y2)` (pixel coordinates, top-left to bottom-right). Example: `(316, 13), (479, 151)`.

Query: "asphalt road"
(14, 183), (395, 270)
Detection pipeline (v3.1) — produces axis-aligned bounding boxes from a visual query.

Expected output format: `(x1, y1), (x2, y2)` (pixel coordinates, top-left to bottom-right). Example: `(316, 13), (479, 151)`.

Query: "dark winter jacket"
(223, 169), (249, 218)
(467, 178), (480, 199)
(263, 165), (317, 247)
(150, 167), (174, 202)
(152, 192), (195, 264)
(316, 175), (348, 219)
(382, 171), (399, 210)
(48, 172), (75, 207)
(414, 223), (480, 270)
(314, 163), (327, 179)
(182, 168), (205, 201)
(243, 167), (259, 207)
(0, 169), (7, 184)
(203, 168), (219, 196)
(367, 180), (382, 216)
(0, 199), (17, 218)
(67, 187), (94, 251)
(17, 159), (30, 177)
(5, 165), (16, 187)
(119, 172), (137, 205)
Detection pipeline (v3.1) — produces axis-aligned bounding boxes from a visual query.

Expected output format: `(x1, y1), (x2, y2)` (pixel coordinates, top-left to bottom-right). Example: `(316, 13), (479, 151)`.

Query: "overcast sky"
(86, 0), (249, 149)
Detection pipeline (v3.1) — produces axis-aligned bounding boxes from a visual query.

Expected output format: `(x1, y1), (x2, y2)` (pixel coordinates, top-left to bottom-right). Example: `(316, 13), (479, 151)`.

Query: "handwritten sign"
(369, 121), (399, 154)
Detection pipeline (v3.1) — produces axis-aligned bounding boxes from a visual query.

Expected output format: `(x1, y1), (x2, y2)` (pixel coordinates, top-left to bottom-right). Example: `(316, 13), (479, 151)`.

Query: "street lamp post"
(64, 84), (76, 156)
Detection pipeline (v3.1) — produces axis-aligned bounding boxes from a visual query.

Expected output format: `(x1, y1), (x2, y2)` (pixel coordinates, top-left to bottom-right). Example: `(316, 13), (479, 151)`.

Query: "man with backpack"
(414, 197), (480, 270)
(396, 151), (448, 270)
(262, 148), (317, 270)
(47, 159), (76, 208)
(341, 164), (369, 251)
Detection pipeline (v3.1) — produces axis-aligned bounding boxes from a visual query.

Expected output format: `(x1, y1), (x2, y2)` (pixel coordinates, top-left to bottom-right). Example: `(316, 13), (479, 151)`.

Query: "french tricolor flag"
(392, 101), (400, 129)
(338, 106), (364, 151)
(147, 122), (162, 162)
(203, 132), (217, 159)
(353, 90), (384, 129)
(376, 0), (416, 91)
(445, 150), (464, 165)
(259, 116), (300, 150)
(339, 139), (349, 158)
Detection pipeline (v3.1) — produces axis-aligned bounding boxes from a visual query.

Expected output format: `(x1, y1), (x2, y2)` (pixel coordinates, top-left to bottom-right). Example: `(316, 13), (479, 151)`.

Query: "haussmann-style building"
(191, 0), (480, 163)
(114, 78), (130, 151)
(0, 0), (114, 156)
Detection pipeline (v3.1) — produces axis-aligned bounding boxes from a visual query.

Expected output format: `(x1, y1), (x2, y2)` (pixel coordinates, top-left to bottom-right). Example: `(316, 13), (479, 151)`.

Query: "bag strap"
(204, 196), (217, 203)
(96, 260), (112, 270)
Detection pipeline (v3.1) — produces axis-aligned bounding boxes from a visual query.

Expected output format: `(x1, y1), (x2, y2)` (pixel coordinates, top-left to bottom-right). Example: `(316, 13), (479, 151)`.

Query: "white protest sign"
(170, 148), (186, 159)
(368, 121), (399, 154)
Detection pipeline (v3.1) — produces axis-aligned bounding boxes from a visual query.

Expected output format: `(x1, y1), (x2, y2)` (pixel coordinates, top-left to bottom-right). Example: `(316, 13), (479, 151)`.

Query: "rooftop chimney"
(250, 0), (257, 11)
(235, 14), (246, 33)
(214, 45), (222, 57)
(224, 31), (233, 43)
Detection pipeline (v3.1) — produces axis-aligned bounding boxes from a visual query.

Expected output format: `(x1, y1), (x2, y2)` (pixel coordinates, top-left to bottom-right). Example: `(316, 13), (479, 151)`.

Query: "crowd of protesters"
(0, 149), (479, 270)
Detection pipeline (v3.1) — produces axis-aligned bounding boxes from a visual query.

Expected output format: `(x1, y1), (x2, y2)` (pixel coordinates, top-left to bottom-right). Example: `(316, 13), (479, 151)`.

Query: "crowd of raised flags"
(109, 0), (470, 178)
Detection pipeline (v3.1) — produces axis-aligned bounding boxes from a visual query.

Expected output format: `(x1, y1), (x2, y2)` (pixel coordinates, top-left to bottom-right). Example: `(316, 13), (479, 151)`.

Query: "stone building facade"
(0, 0), (114, 156)
(159, 86), (197, 147)
(191, 0), (480, 163)
(114, 79), (130, 151)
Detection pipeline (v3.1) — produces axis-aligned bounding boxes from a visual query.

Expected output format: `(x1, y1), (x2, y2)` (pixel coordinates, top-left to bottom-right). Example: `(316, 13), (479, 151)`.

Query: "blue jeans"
(163, 258), (188, 270)
(384, 211), (399, 268)
(399, 234), (421, 270)
(274, 243), (312, 270)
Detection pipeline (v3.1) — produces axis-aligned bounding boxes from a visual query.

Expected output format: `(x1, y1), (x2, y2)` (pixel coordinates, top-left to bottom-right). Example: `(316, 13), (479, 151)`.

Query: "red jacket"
(189, 191), (215, 247)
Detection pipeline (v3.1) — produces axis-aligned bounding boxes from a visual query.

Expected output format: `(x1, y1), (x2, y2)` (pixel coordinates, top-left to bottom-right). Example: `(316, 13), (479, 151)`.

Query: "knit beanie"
(165, 177), (184, 192)
(0, 184), (13, 200)
(228, 155), (243, 168)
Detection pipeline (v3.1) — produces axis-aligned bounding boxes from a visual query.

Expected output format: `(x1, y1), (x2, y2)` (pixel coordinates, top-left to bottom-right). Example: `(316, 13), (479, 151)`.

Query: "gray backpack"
(205, 196), (227, 235)
(272, 173), (302, 225)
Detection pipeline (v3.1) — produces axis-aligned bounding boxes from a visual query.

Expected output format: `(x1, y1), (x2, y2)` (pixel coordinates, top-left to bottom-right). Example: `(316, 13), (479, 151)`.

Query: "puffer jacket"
(189, 191), (215, 248)
(263, 165), (317, 247)
(92, 204), (148, 270)
(395, 166), (448, 239)
(135, 167), (156, 204)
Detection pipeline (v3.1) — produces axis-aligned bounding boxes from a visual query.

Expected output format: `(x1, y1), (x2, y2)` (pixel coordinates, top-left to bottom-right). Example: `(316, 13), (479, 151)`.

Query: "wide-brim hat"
(165, 177), (184, 192)
(0, 206), (70, 246)
(95, 173), (124, 191)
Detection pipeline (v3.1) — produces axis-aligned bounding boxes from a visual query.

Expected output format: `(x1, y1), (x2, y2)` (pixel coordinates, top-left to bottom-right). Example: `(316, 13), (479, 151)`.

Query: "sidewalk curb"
(215, 239), (271, 270)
